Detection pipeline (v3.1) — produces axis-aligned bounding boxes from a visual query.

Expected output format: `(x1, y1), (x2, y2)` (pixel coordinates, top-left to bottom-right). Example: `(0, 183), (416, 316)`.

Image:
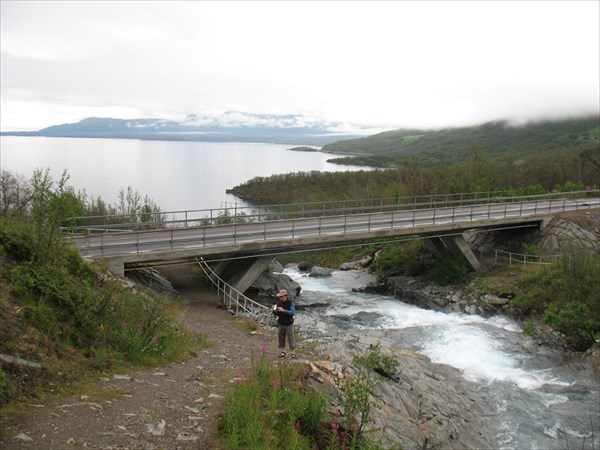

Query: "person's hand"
(276, 307), (283, 312)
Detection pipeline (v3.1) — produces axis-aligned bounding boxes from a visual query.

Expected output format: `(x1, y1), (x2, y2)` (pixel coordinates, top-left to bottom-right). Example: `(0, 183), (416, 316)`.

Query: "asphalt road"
(73, 197), (600, 258)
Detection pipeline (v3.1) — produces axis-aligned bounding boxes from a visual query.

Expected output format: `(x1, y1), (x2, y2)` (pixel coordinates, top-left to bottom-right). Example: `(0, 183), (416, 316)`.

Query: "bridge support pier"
(213, 256), (274, 294)
(425, 235), (481, 271)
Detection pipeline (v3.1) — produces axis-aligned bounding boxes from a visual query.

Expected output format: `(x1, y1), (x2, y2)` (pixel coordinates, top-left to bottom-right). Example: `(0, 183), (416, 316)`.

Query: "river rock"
(246, 272), (301, 301)
(309, 265), (333, 277)
(313, 333), (496, 449)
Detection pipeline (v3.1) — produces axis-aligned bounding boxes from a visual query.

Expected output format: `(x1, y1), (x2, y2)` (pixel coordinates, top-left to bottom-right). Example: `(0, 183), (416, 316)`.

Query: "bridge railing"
(64, 189), (598, 234)
(195, 257), (273, 327)
(75, 195), (600, 256)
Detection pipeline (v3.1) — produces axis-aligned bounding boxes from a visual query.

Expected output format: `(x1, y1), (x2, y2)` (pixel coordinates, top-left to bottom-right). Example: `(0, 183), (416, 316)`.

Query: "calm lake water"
(1, 136), (367, 212)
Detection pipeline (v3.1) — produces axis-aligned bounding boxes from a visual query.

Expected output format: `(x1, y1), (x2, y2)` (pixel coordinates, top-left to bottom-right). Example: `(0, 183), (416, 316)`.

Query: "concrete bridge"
(72, 192), (599, 293)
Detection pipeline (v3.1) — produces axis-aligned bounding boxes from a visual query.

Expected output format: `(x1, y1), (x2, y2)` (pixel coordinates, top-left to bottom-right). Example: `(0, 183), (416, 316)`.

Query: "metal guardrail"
(64, 189), (599, 234)
(75, 196), (600, 256)
(493, 249), (596, 268)
(195, 257), (273, 327)
(494, 250), (560, 267)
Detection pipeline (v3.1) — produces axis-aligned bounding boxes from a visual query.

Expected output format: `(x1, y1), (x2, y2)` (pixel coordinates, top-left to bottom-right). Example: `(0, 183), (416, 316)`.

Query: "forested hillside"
(227, 146), (599, 205)
(321, 116), (599, 167)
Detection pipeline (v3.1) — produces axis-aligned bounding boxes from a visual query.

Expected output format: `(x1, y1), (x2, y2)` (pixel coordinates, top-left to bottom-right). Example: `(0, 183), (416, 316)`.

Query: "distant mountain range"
(0, 112), (381, 145)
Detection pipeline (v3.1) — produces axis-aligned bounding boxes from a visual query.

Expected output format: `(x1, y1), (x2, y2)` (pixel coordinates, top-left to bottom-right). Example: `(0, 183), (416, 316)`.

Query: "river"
(0, 136), (367, 212)
(286, 267), (599, 450)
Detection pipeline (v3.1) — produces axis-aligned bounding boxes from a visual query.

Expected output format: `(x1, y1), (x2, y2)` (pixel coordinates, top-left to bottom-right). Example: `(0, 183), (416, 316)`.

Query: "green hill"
(322, 116), (600, 167)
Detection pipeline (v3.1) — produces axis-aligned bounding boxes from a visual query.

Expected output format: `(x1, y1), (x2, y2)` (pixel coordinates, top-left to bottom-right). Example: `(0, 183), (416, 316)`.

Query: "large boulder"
(309, 265), (333, 277)
(246, 272), (301, 302)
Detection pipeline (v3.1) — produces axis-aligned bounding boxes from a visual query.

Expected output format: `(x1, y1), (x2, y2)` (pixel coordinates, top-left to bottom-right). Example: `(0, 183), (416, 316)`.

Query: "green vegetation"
(218, 344), (390, 449)
(228, 117), (599, 205)
(218, 350), (327, 449)
(321, 116), (600, 168)
(511, 254), (600, 350)
(431, 257), (469, 286)
(373, 241), (427, 278)
(289, 146), (319, 152)
(227, 162), (597, 207)
(0, 169), (207, 408)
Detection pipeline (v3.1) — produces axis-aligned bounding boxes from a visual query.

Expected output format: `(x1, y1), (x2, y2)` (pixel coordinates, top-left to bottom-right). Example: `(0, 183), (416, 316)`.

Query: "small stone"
(194, 397), (205, 404)
(146, 419), (166, 436)
(177, 432), (199, 441)
(113, 374), (133, 381)
(67, 437), (75, 444)
(209, 393), (223, 399)
(13, 433), (33, 442)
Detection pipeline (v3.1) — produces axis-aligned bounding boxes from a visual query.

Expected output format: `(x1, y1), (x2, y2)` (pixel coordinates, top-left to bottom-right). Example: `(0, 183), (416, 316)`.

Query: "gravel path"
(0, 265), (293, 450)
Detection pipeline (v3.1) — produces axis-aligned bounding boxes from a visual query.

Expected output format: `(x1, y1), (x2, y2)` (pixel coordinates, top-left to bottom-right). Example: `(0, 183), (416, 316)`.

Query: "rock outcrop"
(309, 333), (496, 449)
(465, 212), (599, 254)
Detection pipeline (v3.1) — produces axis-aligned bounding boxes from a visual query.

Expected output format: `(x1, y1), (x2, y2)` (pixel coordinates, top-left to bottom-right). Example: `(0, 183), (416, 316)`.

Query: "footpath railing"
(195, 257), (273, 327)
(63, 189), (600, 234)
(493, 249), (596, 268)
(493, 250), (561, 267)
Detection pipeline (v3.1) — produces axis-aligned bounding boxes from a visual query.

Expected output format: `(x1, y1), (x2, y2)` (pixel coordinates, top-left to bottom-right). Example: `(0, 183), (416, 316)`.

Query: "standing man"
(273, 290), (296, 358)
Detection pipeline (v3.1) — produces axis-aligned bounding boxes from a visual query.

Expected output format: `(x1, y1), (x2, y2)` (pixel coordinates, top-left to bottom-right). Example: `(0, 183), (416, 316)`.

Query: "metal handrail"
(74, 196), (600, 256)
(64, 189), (599, 234)
(493, 249), (595, 268)
(195, 257), (272, 327)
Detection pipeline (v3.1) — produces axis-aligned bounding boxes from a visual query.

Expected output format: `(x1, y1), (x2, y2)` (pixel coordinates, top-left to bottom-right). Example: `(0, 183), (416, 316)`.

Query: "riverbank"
(0, 265), (312, 449)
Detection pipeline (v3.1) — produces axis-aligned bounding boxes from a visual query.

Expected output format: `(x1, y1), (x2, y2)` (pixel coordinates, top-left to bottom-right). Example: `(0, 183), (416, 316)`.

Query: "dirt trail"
(0, 265), (289, 450)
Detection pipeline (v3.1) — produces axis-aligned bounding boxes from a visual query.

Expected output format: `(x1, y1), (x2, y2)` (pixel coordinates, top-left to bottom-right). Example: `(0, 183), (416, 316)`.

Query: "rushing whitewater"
(285, 267), (599, 450)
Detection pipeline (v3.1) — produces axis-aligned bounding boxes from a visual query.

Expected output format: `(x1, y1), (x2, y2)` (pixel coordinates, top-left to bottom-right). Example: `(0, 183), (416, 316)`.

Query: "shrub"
(513, 254), (600, 350)
(432, 257), (469, 285)
(374, 241), (427, 278)
(218, 350), (326, 449)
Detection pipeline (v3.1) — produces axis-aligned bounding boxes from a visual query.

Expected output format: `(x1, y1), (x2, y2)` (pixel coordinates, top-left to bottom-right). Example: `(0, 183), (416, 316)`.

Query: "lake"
(0, 136), (367, 212)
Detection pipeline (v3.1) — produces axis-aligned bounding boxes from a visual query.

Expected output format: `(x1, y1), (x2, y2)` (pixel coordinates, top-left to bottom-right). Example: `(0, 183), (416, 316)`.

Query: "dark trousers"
(277, 323), (296, 351)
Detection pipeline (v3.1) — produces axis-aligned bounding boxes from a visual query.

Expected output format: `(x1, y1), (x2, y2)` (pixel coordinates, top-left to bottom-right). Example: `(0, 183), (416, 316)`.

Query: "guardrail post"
(136, 233), (139, 254)
(170, 229), (174, 250)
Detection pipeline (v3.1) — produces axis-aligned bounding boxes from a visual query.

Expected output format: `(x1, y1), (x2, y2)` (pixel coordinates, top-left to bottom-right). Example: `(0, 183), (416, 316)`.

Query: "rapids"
(285, 267), (599, 449)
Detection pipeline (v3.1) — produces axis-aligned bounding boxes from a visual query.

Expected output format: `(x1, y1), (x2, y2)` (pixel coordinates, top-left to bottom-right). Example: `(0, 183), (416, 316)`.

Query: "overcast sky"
(1, 1), (599, 132)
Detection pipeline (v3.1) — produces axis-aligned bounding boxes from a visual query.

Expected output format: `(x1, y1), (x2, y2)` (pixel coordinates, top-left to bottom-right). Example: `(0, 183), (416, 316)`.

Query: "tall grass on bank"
(218, 346), (326, 449)
(218, 344), (389, 449)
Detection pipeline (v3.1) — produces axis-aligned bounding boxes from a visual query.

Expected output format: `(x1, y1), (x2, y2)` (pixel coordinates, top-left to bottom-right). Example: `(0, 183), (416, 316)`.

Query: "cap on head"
(276, 290), (288, 298)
